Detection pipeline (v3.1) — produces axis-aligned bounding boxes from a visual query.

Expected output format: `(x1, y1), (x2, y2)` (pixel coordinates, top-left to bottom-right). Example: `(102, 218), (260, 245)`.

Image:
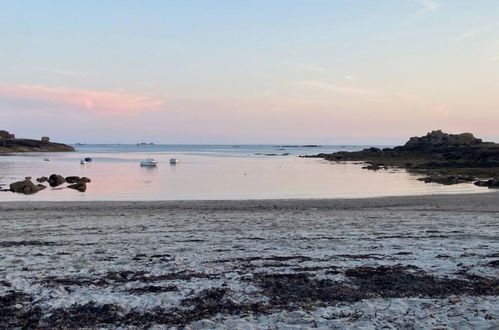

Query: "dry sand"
(1, 193), (498, 329)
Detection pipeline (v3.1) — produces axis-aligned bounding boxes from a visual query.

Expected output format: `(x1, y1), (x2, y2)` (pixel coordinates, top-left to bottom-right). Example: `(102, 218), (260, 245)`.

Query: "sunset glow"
(1, 0), (498, 143)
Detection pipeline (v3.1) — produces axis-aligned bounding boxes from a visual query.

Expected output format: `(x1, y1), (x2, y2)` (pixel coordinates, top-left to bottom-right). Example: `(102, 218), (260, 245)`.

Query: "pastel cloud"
(414, 0), (440, 14)
(0, 84), (165, 116)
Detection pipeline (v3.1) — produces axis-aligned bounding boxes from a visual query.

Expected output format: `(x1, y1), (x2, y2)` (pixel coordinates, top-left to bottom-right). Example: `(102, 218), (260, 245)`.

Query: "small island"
(306, 130), (499, 186)
(0, 130), (75, 154)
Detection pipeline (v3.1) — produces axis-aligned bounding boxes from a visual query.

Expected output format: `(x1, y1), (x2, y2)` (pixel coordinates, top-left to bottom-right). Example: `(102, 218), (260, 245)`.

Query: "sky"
(1, 0), (498, 144)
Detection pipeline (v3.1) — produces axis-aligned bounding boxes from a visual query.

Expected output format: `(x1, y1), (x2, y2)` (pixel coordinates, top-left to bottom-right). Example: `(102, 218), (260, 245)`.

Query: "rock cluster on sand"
(306, 130), (499, 185)
(7, 174), (91, 194)
(48, 174), (65, 187)
(9, 179), (46, 194)
(0, 129), (74, 154)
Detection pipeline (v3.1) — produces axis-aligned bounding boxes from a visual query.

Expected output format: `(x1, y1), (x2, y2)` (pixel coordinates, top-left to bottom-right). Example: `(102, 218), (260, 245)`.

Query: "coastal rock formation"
(65, 176), (81, 184)
(5, 174), (92, 194)
(0, 130), (15, 139)
(36, 176), (48, 183)
(404, 130), (482, 150)
(306, 130), (499, 185)
(68, 182), (87, 192)
(0, 130), (74, 154)
(48, 174), (65, 187)
(474, 179), (499, 188)
(9, 179), (46, 194)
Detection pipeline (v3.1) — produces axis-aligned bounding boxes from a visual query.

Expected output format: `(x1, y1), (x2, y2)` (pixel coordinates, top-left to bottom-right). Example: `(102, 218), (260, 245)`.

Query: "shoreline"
(1, 191), (499, 211)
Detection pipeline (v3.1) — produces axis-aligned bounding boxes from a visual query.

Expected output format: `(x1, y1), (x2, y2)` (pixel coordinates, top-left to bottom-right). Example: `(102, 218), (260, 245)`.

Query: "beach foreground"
(1, 194), (498, 329)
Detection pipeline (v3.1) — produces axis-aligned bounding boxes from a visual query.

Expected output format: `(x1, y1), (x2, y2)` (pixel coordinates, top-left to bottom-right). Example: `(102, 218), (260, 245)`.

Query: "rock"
(474, 179), (499, 188)
(0, 130), (11, 139)
(404, 130), (482, 150)
(362, 163), (385, 171)
(0, 130), (74, 154)
(9, 179), (46, 194)
(24, 176), (32, 180)
(48, 174), (65, 187)
(65, 176), (81, 184)
(36, 176), (48, 183)
(67, 182), (87, 192)
(65, 176), (91, 184)
(306, 130), (499, 185)
(418, 175), (475, 185)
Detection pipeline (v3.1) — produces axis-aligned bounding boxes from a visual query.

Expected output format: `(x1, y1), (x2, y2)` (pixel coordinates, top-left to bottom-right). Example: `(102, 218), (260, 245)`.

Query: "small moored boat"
(140, 158), (158, 167)
(84, 157), (92, 162)
(169, 158), (178, 164)
(43, 157), (50, 161)
(80, 159), (86, 165)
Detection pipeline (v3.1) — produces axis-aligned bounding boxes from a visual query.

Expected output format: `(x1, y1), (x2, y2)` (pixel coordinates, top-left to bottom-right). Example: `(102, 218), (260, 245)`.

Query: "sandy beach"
(1, 193), (498, 329)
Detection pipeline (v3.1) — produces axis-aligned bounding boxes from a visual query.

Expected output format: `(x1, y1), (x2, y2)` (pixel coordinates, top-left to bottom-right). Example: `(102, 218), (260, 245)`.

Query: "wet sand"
(1, 193), (498, 328)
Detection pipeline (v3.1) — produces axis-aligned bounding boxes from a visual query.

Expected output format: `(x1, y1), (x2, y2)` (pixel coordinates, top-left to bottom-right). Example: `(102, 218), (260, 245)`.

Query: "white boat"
(169, 158), (178, 164)
(80, 159), (86, 165)
(140, 158), (158, 167)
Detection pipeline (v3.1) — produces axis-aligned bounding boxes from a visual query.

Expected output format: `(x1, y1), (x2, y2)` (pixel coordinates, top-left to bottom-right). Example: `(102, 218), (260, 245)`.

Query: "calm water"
(0, 144), (487, 201)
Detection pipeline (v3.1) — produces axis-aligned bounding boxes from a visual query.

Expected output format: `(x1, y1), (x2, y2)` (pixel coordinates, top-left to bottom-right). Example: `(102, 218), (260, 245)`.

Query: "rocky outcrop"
(306, 130), (499, 185)
(474, 179), (499, 188)
(0, 130), (74, 154)
(67, 182), (87, 192)
(9, 179), (46, 194)
(36, 176), (48, 183)
(65, 176), (91, 184)
(0, 130), (14, 139)
(404, 130), (483, 150)
(6, 174), (92, 194)
(65, 176), (81, 184)
(48, 174), (65, 187)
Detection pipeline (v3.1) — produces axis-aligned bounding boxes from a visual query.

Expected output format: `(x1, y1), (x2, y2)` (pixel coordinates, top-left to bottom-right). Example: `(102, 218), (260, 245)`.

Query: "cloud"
(345, 75), (359, 81)
(456, 23), (499, 42)
(300, 80), (376, 97)
(0, 84), (165, 116)
(414, 0), (440, 14)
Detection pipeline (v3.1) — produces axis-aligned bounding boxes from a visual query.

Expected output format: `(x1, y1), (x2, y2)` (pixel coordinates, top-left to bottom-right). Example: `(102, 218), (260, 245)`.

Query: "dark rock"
(306, 130), (499, 185)
(362, 163), (385, 171)
(419, 176), (475, 185)
(0, 130), (74, 154)
(404, 130), (482, 150)
(0, 130), (11, 139)
(9, 180), (46, 194)
(80, 177), (91, 183)
(474, 179), (499, 188)
(36, 176), (48, 183)
(48, 174), (65, 187)
(65, 176), (81, 184)
(68, 182), (87, 192)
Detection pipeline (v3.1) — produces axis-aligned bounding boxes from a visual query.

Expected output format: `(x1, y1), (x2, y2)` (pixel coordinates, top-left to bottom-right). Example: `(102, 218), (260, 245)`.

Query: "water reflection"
(0, 152), (489, 201)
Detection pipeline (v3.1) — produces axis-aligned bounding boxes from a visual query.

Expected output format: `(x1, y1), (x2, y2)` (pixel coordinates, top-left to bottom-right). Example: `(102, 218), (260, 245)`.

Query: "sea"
(0, 144), (486, 201)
